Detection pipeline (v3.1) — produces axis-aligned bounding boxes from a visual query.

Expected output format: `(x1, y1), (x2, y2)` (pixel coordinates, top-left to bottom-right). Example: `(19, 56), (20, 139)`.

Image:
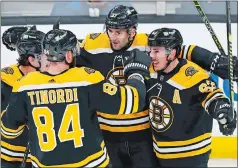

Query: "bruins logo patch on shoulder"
(185, 66), (198, 76)
(1, 67), (14, 74)
(89, 33), (101, 40)
(84, 67), (96, 74)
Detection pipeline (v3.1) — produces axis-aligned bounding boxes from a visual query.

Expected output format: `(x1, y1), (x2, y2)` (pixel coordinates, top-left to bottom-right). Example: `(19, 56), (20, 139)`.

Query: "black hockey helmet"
(2, 25), (37, 51)
(42, 29), (79, 62)
(148, 28), (183, 56)
(105, 5), (138, 30)
(16, 29), (45, 65)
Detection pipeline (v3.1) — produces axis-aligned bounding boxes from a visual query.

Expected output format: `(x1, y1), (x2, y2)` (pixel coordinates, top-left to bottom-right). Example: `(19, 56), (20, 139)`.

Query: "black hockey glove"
(210, 53), (238, 82)
(211, 100), (237, 136)
(2, 25), (36, 51)
(123, 49), (151, 80)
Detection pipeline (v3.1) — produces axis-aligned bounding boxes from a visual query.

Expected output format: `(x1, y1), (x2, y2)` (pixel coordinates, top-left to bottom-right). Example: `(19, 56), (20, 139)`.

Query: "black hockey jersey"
(146, 60), (227, 167)
(77, 33), (150, 142)
(0, 64), (32, 166)
(77, 33), (219, 142)
(1, 67), (146, 167)
(1, 64), (24, 111)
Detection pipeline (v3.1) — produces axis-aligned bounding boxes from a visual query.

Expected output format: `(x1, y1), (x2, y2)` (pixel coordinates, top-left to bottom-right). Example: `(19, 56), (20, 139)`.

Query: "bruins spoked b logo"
(106, 66), (126, 86)
(149, 96), (174, 132)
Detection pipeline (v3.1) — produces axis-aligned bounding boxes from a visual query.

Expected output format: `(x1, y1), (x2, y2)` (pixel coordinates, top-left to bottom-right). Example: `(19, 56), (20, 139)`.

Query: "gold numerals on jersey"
(103, 83), (118, 95)
(199, 80), (216, 93)
(32, 103), (84, 152)
(172, 89), (182, 104)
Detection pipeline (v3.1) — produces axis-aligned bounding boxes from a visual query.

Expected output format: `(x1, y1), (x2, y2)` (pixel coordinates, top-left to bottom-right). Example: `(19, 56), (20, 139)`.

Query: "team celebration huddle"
(1, 4), (237, 168)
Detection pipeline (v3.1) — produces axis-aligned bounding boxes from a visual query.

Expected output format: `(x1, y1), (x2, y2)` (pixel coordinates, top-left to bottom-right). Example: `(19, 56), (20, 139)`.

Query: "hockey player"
(1, 26), (40, 111)
(147, 28), (237, 167)
(1, 28), (46, 168)
(77, 5), (157, 167)
(1, 29), (151, 167)
(76, 5), (238, 167)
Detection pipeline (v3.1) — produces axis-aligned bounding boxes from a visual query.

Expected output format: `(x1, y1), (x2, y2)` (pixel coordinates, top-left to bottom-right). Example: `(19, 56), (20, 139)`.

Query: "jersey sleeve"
(76, 50), (101, 70)
(76, 34), (105, 71)
(1, 81), (13, 112)
(1, 80), (27, 140)
(196, 77), (227, 114)
(182, 74), (227, 133)
(88, 78), (146, 114)
(178, 45), (214, 71)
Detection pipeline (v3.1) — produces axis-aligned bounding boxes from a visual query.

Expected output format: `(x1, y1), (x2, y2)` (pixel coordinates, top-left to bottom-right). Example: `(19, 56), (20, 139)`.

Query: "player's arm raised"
(76, 34), (102, 69)
(179, 45), (238, 82)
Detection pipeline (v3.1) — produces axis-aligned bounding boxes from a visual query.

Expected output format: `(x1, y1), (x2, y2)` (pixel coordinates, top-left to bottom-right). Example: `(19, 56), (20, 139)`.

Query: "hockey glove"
(212, 100), (237, 136)
(210, 53), (238, 82)
(123, 49), (151, 80)
(2, 25), (36, 51)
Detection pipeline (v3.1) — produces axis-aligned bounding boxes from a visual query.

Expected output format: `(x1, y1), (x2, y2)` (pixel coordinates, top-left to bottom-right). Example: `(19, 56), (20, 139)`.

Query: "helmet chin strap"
(28, 54), (42, 71)
(28, 62), (40, 71)
(127, 27), (136, 45)
(37, 61), (42, 71)
(159, 50), (176, 72)
(160, 57), (173, 72)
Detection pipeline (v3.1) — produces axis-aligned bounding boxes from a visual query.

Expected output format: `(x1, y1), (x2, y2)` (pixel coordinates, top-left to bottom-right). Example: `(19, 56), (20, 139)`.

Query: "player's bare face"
(107, 28), (129, 50)
(31, 55), (41, 70)
(150, 46), (168, 71)
(40, 54), (50, 72)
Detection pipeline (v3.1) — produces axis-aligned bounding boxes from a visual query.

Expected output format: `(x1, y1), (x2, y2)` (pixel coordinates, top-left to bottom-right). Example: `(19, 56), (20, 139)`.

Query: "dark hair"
(17, 54), (34, 66)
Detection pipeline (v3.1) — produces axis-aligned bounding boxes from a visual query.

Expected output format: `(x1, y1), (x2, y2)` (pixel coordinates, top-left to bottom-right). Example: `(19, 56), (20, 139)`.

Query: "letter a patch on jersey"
(173, 89), (181, 104)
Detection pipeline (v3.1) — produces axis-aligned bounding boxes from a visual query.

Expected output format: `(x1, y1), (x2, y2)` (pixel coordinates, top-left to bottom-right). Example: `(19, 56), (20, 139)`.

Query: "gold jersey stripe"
(99, 123), (150, 132)
(153, 132), (211, 147)
(97, 110), (149, 119)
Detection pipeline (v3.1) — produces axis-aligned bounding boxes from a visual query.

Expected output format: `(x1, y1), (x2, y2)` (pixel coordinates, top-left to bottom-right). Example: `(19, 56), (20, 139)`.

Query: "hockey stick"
(226, 1), (234, 116)
(194, 1), (235, 120)
(193, 1), (226, 55)
(20, 142), (30, 168)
